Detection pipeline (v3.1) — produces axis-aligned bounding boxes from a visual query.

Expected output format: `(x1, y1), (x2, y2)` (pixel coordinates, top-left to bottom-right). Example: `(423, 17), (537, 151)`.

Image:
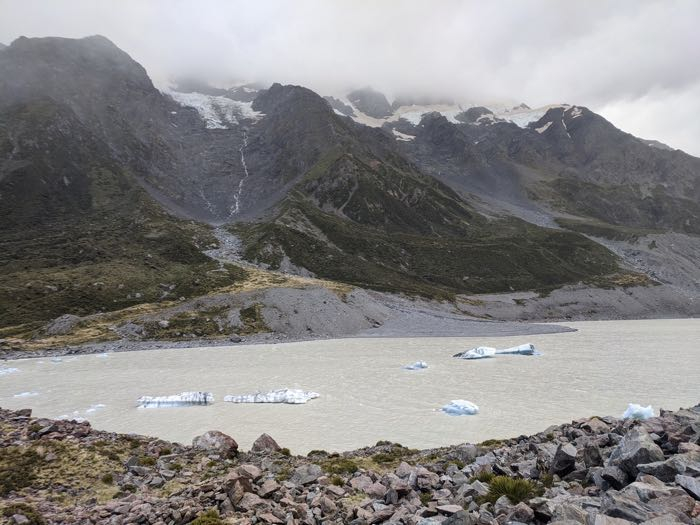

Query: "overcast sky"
(2, 0), (699, 155)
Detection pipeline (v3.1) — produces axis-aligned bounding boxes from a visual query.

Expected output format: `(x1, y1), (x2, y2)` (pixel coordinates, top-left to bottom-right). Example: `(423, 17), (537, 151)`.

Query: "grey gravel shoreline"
(0, 318), (575, 361)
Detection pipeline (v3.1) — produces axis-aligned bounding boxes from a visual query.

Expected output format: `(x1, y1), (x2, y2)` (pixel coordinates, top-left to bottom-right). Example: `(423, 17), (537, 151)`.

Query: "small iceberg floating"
(402, 361), (428, 370)
(85, 403), (106, 414)
(453, 347), (496, 360)
(14, 391), (39, 398)
(0, 367), (19, 376)
(441, 400), (479, 416)
(224, 389), (319, 404)
(453, 343), (537, 360)
(622, 403), (654, 420)
(137, 392), (214, 408)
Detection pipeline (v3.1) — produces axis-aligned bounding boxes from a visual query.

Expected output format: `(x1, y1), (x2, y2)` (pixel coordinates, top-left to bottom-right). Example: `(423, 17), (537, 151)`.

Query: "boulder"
(289, 464), (322, 486)
(607, 428), (664, 478)
(675, 474), (700, 500)
(192, 431), (238, 457)
(44, 314), (81, 335)
(251, 433), (282, 454)
(550, 443), (578, 476)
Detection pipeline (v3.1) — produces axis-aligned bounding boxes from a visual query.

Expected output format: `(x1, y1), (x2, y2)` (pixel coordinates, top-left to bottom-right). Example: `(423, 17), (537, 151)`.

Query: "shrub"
(101, 473), (114, 485)
(279, 448), (291, 456)
(419, 492), (432, 506)
(479, 476), (539, 505)
(0, 447), (42, 496)
(321, 457), (359, 475)
(2, 503), (45, 525)
(139, 456), (156, 466)
(330, 475), (344, 486)
(190, 509), (224, 525)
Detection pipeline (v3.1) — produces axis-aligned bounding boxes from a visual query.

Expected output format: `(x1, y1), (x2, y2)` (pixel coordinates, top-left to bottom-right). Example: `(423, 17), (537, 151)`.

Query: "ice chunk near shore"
(137, 392), (214, 408)
(441, 400), (479, 416)
(496, 343), (537, 355)
(14, 391), (39, 398)
(0, 366), (19, 376)
(403, 361), (428, 370)
(85, 403), (106, 414)
(453, 347), (497, 360)
(622, 403), (654, 420)
(224, 389), (320, 404)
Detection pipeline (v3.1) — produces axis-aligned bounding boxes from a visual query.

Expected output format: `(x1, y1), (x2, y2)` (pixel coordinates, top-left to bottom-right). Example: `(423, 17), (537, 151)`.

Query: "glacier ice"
(453, 343), (538, 360)
(224, 389), (320, 404)
(0, 366), (19, 376)
(441, 400), (480, 416)
(137, 392), (214, 408)
(402, 361), (428, 370)
(453, 347), (497, 360)
(622, 403), (654, 420)
(85, 403), (106, 414)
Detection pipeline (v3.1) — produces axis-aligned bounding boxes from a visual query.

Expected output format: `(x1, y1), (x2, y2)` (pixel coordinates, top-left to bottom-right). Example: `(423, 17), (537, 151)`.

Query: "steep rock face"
(398, 104), (700, 235)
(347, 87), (393, 118)
(0, 35), (250, 221)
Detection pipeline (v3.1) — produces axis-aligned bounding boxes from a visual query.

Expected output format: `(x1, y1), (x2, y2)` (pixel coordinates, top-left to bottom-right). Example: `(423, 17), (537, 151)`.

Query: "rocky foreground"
(0, 406), (699, 525)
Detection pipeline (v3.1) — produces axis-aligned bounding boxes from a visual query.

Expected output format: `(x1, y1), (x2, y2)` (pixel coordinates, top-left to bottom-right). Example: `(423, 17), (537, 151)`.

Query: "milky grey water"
(1, 319), (698, 454)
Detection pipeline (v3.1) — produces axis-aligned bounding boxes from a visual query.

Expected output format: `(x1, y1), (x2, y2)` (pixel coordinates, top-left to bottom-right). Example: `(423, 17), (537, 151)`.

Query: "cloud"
(1, 0), (699, 154)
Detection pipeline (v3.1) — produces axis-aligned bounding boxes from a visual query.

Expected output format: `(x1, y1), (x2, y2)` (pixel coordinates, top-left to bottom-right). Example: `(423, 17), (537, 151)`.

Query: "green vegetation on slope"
(236, 153), (628, 299)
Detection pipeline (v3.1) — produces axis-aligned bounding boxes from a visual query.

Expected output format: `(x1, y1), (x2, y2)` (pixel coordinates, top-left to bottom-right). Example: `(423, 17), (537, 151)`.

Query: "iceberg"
(441, 400), (480, 416)
(453, 347), (497, 360)
(622, 403), (654, 420)
(402, 361), (428, 370)
(14, 391), (39, 398)
(85, 403), (106, 414)
(224, 389), (320, 404)
(496, 343), (536, 355)
(453, 343), (538, 359)
(137, 392), (214, 408)
(0, 366), (19, 376)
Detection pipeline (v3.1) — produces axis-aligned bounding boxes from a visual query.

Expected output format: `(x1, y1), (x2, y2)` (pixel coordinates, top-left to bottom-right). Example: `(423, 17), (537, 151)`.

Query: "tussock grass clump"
(2, 503), (45, 525)
(470, 470), (495, 483)
(190, 509), (224, 525)
(0, 447), (42, 496)
(321, 457), (359, 475)
(371, 444), (418, 466)
(479, 476), (540, 505)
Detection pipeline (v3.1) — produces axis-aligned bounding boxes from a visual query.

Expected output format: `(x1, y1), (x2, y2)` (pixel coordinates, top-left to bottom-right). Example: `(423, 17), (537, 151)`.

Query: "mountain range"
(1, 35), (698, 349)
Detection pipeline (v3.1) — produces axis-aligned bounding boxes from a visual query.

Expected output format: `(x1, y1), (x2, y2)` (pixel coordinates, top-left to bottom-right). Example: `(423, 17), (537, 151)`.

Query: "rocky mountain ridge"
(1, 35), (699, 347)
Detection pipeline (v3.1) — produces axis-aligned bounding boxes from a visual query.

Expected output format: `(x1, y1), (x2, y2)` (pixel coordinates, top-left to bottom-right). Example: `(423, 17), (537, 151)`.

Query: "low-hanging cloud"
(1, 0), (699, 155)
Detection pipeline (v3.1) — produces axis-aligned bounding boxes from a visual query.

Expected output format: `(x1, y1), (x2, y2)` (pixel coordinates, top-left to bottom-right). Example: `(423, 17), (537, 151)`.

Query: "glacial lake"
(1, 319), (698, 454)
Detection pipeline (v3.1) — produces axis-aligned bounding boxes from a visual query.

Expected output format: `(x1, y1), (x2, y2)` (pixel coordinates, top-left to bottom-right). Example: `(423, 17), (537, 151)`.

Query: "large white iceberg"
(441, 400), (480, 416)
(224, 389), (319, 404)
(0, 367), (19, 376)
(622, 403), (654, 420)
(402, 361), (428, 370)
(453, 343), (537, 360)
(137, 392), (214, 408)
(453, 347), (497, 360)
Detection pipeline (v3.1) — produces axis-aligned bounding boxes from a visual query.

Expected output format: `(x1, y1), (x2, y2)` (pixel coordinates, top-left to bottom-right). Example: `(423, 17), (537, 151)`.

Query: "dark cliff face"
(347, 87), (393, 118)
